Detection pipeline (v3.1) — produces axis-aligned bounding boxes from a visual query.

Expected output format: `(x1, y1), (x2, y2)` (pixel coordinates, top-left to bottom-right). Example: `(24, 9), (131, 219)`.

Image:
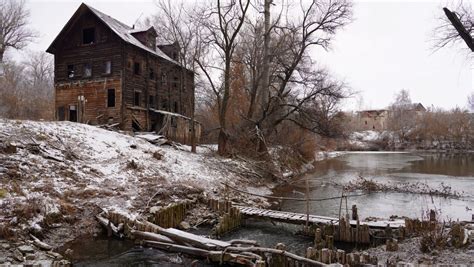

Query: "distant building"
(356, 109), (389, 131)
(355, 103), (426, 132)
(408, 103), (426, 115)
(46, 3), (200, 144)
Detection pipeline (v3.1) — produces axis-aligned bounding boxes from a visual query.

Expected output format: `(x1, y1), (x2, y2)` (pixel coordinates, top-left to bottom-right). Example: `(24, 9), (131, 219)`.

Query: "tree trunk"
(218, 55), (231, 156)
(255, 0), (272, 154)
(0, 49), (4, 63)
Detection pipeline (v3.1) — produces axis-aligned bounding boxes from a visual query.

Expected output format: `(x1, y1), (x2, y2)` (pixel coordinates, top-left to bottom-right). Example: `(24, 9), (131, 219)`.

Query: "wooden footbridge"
(235, 206), (405, 229)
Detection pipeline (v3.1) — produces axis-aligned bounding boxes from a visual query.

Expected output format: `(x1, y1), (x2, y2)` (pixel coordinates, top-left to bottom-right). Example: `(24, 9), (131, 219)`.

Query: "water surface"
(273, 152), (474, 221)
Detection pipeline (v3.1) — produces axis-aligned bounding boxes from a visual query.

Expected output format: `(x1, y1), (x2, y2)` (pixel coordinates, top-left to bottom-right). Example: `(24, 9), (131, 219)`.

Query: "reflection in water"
(222, 219), (313, 254)
(273, 152), (474, 221)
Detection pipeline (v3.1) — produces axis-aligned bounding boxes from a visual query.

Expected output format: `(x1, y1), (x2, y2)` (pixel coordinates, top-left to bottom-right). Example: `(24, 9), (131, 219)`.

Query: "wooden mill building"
(46, 3), (200, 144)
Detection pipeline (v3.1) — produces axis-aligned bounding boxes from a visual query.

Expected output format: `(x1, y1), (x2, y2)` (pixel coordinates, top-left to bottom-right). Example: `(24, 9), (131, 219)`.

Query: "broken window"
(104, 61), (112, 75)
(134, 62), (141, 75)
(149, 95), (154, 108)
(84, 63), (92, 77)
(162, 100), (168, 110)
(67, 64), (74, 78)
(134, 91), (141, 106)
(83, 27), (96, 44)
(174, 101), (178, 113)
(107, 89), (115, 108)
(149, 68), (155, 80)
(173, 77), (178, 89)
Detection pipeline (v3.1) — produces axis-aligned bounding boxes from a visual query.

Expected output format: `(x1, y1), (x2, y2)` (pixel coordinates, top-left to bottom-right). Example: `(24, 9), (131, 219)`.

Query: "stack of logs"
(96, 209), (327, 266)
(208, 199), (243, 237)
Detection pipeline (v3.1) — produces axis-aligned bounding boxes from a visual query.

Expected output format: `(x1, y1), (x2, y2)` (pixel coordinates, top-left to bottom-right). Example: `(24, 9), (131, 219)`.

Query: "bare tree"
(149, 0), (352, 157)
(434, 1), (473, 52)
(0, 0), (37, 63)
(193, 0), (251, 155)
(0, 51), (53, 120)
(468, 92), (474, 111)
(387, 89), (417, 141)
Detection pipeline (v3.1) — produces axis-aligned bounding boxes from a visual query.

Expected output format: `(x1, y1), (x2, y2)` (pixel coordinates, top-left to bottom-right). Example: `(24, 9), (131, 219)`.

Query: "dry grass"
(126, 159), (139, 169)
(0, 188), (7, 198)
(0, 223), (15, 239)
(13, 201), (41, 221)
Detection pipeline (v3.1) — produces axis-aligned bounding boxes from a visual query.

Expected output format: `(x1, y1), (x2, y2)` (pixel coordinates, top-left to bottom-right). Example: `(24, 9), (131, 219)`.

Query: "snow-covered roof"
(47, 3), (184, 68)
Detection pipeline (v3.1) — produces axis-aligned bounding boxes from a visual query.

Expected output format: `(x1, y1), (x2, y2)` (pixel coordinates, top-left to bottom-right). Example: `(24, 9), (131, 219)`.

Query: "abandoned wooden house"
(46, 3), (200, 144)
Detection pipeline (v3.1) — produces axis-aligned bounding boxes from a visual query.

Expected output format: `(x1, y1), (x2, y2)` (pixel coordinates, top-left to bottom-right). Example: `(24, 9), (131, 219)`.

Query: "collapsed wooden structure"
(96, 210), (328, 266)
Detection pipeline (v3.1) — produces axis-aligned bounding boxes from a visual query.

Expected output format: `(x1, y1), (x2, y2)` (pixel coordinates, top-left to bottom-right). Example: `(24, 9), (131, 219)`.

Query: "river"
(273, 152), (474, 221)
(68, 152), (474, 265)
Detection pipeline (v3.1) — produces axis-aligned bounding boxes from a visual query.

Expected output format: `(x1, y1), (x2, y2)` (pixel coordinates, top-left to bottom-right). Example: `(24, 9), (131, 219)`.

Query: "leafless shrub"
(126, 159), (139, 169)
(0, 223), (15, 239)
(419, 210), (449, 253)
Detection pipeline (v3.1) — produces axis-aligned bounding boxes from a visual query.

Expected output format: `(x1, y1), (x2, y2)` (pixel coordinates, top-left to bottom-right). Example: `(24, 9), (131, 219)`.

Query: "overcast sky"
(8, 0), (473, 111)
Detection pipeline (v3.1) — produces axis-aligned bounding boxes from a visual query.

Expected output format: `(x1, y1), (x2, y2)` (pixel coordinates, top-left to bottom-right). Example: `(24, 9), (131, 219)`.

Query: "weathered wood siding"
(121, 45), (194, 131)
(50, 6), (197, 139)
(54, 11), (123, 83)
(55, 78), (122, 125)
(154, 113), (201, 145)
(53, 9), (124, 125)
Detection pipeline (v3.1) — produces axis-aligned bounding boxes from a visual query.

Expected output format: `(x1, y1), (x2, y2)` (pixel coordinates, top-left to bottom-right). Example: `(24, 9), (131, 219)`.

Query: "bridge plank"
(235, 206), (404, 229)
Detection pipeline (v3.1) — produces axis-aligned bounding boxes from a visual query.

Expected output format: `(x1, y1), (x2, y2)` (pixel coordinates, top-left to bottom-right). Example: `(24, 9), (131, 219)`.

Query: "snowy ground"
(0, 119), (271, 247)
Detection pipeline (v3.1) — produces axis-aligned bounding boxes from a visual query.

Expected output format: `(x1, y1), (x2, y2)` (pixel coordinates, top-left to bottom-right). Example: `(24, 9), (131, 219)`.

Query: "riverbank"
(340, 130), (474, 152)
(0, 119), (289, 265)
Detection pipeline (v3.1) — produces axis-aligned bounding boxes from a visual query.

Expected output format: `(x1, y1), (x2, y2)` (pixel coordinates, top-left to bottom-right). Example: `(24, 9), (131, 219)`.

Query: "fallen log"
(131, 230), (180, 245)
(143, 241), (256, 266)
(224, 246), (326, 266)
(30, 234), (52, 250)
(96, 214), (123, 238)
(229, 239), (259, 247)
(154, 227), (231, 250)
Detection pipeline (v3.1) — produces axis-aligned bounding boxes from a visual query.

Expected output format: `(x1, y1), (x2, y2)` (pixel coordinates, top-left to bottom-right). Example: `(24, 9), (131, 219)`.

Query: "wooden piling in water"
(209, 199), (243, 237)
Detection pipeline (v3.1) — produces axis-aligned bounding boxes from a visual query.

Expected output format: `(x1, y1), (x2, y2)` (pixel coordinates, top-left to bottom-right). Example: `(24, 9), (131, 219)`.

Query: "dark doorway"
(69, 105), (77, 122)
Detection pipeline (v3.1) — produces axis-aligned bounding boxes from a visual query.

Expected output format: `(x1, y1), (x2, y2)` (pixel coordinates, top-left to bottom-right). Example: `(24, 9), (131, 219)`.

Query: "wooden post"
(352, 204), (358, 221)
(385, 224), (392, 238)
(429, 209), (436, 222)
(314, 228), (324, 249)
(271, 243), (287, 267)
(338, 190), (344, 219)
(321, 248), (330, 264)
(305, 177), (310, 230)
(336, 249), (345, 264)
(326, 235), (334, 250)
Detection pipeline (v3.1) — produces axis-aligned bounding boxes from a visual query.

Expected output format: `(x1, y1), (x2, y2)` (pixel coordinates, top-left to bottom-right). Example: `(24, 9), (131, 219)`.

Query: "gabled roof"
(46, 3), (181, 67)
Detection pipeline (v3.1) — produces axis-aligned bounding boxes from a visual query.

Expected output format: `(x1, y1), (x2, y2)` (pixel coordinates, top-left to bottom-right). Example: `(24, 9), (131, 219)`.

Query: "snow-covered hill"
(0, 119), (265, 238)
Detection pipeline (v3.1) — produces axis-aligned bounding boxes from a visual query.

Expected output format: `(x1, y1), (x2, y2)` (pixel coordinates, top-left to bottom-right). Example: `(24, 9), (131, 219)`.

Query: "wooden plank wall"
(56, 78), (122, 125)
